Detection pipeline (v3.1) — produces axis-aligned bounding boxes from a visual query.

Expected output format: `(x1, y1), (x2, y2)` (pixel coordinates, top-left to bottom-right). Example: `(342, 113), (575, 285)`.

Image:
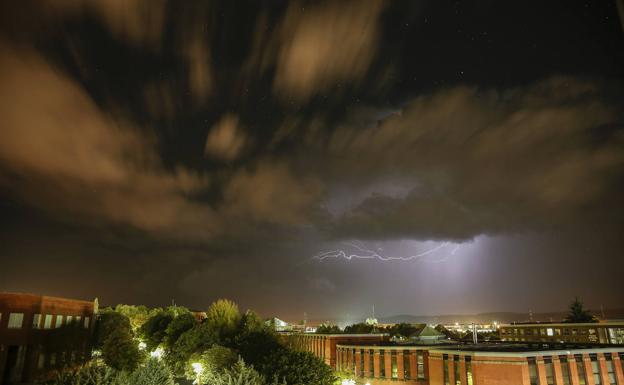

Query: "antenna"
(529, 309), (533, 322)
(372, 304), (375, 319)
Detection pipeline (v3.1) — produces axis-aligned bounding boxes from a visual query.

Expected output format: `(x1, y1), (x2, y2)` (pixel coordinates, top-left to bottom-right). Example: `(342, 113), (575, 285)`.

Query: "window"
(50, 353), (56, 366)
(44, 314), (52, 329)
(8, 313), (24, 328)
(590, 354), (602, 385)
(605, 354), (617, 385)
(55, 315), (63, 328)
(575, 354), (587, 385)
(369, 350), (374, 377)
(560, 356), (572, 385)
(528, 357), (539, 385)
(84, 317), (90, 329)
(417, 350), (425, 379)
(359, 349), (364, 376)
(403, 351), (411, 379)
(454, 355), (461, 385)
(544, 357), (555, 385)
(547, 328), (554, 336)
(75, 316), (81, 325)
(66, 315), (73, 325)
(38, 353), (46, 370)
(443, 354), (450, 385)
(379, 350), (385, 377)
(33, 313), (42, 329)
(465, 356), (473, 385)
(391, 351), (398, 379)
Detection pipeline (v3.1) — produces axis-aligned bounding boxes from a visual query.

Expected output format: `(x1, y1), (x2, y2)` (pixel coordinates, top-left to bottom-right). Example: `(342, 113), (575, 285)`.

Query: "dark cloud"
(0, 0), (623, 317)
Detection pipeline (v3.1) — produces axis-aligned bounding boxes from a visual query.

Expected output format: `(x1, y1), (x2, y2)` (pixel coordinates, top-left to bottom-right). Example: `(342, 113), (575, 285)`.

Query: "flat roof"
(502, 322), (624, 328)
(336, 341), (624, 355)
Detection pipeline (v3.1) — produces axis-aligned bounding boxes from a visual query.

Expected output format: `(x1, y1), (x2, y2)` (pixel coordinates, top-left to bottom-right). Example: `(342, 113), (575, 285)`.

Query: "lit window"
(544, 357), (555, 385)
(547, 328), (554, 336)
(55, 315), (63, 328)
(417, 351), (425, 379)
(604, 354), (617, 385)
(84, 317), (90, 329)
(465, 356), (473, 385)
(575, 354), (587, 385)
(75, 316), (81, 325)
(560, 356), (571, 385)
(590, 354), (602, 385)
(44, 314), (52, 329)
(33, 314), (42, 329)
(391, 351), (398, 379)
(8, 313), (24, 328)
(403, 350), (411, 379)
(454, 356), (460, 385)
(528, 357), (538, 385)
(38, 353), (46, 370)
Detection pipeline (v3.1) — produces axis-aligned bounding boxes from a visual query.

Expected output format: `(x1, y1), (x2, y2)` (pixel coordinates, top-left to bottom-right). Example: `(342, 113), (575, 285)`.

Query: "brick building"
(500, 322), (624, 344)
(297, 332), (624, 385)
(285, 333), (388, 367)
(0, 292), (97, 384)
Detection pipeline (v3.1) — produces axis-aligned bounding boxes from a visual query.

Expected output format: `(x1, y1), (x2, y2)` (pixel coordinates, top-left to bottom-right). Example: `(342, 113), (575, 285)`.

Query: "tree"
(139, 310), (175, 351)
(95, 311), (133, 348)
(343, 323), (375, 334)
(164, 313), (198, 350)
(565, 297), (596, 323)
(256, 349), (336, 385)
(186, 345), (238, 383)
(166, 322), (219, 376)
(128, 357), (176, 385)
(206, 299), (241, 338)
(315, 324), (341, 334)
(114, 305), (151, 333)
(201, 358), (277, 385)
(102, 326), (143, 372)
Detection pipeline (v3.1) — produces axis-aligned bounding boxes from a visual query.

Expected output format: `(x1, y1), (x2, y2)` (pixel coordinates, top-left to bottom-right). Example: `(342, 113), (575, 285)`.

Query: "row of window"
(337, 349), (426, 380)
(502, 327), (598, 336)
(528, 353), (623, 385)
(0, 312), (90, 330)
(36, 349), (89, 371)
(442, 354), (473, 385)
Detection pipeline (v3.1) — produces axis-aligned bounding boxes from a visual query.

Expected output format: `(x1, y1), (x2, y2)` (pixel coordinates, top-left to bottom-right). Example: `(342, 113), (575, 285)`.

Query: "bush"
(257, 349), (335, 385)
(128, 358), (176, 385)
(186, 345), (238, 383)
(201, 358), (276, 385)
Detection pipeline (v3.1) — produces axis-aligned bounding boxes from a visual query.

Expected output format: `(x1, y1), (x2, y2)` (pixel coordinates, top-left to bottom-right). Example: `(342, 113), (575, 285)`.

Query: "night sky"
(1, 0), (624, 321)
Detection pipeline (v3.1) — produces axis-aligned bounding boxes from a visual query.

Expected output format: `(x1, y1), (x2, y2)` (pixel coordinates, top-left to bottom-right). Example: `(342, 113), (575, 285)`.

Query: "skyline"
(1, 0), (624, 320)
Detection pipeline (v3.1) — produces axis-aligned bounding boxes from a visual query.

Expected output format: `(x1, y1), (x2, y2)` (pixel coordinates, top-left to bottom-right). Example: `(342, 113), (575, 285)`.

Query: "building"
(0, 292), (97, 384)
(285, 333), (389, 367)
(296, 331), (624, 385)
(500, 322), (624, 344)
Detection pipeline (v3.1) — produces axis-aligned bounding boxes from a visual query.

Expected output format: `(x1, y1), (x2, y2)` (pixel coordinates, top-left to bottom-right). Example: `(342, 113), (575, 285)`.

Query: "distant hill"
(379, 308), (624, 325)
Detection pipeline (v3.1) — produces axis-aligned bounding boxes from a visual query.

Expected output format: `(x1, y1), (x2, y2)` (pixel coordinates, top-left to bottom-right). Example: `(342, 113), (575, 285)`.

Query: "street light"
(192, 362), (204, 385)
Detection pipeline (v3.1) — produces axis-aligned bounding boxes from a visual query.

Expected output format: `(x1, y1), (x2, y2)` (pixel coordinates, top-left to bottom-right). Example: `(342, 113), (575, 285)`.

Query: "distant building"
(0, 292), (96, 384)
(500, 321), (624, 344)
(336, 342), (624, 385)
(285, 333), (388, 367)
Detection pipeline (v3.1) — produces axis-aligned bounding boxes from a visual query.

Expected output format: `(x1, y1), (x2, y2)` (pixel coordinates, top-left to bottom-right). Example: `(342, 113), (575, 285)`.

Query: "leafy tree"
(315, 324), (341, 334)
(95, 311), (133, 349)
(114, 305), (151, 333)
(386, 323), (423, 339)
(236, 330), (282, 369)
(205, 299), (241, 340)
(139, 310), (175, 351)
(186, 346), (238, 383)
(256, 349), (336, 385)
(164, 313), (198, 350)
(565, 297), (597, 323)
(201, 358), (277, 385)
(166, 322), (219, 375)
(128, 358), (176, 385)
(102, 326), (143, 372)
(38, 362), (124, 385)
(343, 323), (375, 334)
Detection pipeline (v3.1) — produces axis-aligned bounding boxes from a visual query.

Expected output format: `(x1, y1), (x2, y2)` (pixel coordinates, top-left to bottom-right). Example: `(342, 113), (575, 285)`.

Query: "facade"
(500, 322), (624, 344)
(286, 333), (388, 367)
(298, 332), (624, 385)
(0, 292), (97, 384)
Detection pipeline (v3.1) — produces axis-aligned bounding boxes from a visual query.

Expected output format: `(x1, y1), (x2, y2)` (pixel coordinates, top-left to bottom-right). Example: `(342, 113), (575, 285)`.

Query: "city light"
(341, 379), (356, 385)
(150, 347), (163, 359)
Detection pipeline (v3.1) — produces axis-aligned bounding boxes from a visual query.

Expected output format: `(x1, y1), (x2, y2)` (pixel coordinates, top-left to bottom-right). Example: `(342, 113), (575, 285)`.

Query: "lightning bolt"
(313, 241), (456, 262)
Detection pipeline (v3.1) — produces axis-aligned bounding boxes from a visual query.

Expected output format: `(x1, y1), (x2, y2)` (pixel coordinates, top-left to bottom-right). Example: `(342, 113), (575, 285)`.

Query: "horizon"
(1, 0), (624, 319)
